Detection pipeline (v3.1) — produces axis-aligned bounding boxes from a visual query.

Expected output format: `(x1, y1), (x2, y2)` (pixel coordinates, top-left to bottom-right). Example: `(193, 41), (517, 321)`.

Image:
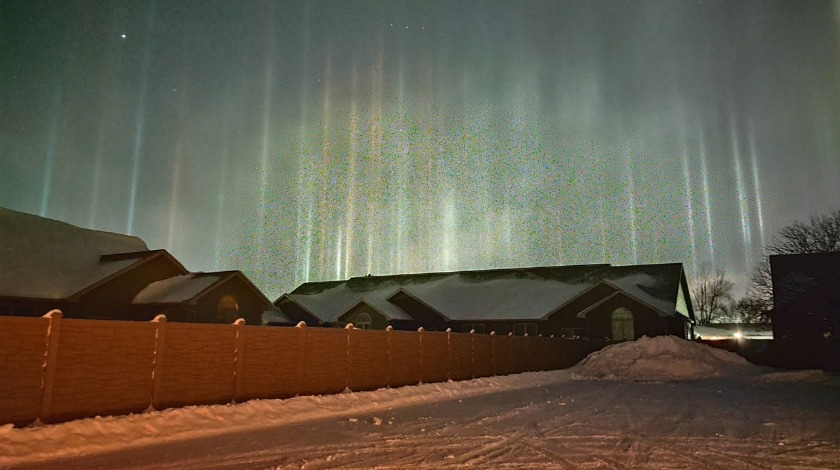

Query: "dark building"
(275, 263), (696, 340)
(0, 207), (273, 325)
(770, 252), (840, 339)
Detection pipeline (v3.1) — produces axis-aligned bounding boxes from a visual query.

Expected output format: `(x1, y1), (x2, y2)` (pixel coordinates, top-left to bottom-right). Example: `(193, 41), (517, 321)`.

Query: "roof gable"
(133, 271), (271, 306)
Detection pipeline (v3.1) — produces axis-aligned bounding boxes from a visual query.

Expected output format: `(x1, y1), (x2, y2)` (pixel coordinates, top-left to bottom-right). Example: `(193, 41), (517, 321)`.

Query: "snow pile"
(571, 335), (762, 381)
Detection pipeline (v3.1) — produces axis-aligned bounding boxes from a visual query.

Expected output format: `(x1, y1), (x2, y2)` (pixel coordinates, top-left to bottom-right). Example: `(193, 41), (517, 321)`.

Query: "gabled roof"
(284, 263), (689, 322)
(133, 271), (272, 306)
(281, 280), (414, 323)
(68, 249), (188, 300)
(0, 207), (150, 299)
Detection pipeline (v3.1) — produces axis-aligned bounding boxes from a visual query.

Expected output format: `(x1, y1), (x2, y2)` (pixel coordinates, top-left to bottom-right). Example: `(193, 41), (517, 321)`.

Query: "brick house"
(275, 263), (696, 340)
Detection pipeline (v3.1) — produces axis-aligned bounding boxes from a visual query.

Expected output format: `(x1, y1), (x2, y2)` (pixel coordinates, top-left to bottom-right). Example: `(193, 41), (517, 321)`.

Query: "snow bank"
(570, 335), (763, 381)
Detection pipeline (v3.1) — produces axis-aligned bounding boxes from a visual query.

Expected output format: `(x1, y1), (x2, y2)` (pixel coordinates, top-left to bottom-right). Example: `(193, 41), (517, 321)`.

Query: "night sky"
(2, 0), (839, 300)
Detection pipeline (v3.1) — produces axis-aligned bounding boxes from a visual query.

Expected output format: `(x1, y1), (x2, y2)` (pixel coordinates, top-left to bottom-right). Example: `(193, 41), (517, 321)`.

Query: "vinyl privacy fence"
(0, 311), (610, 426)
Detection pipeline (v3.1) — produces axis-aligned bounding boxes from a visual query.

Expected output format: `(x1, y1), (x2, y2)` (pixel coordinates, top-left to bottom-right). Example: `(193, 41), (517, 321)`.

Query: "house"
(770, 252), (840, 339)
(0, 207), (272, 325)
(274, 263), (696, 340)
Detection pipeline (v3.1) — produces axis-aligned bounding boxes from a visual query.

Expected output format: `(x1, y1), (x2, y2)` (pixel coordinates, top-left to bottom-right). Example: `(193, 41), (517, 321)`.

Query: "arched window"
(217, 294), (239, 323)
(356, 312), (372, 330)
(611, 307), (634, 341)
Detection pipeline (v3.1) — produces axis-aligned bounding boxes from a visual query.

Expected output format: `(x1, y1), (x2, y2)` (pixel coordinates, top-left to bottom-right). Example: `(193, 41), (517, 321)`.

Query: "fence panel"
(0, 316), (50, 426)
(493, 334), (513, 376)
(237, 326), (302, 401)
(472, 334), (494, 378)
(420, 331), (449, 384)
(449, 332), (473, 380)
(348, 328), (389, 392)
(301, 328), (348, 395)
(510, 336), (528, 373)
(45, 318), (156, 423)
(389, 330), (421, 387)
(154, 322), (237, 409)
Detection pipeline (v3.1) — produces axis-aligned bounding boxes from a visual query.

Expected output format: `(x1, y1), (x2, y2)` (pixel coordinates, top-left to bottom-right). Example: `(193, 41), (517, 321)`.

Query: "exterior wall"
(584, 294), (667, 339)
(74, 255), (186, 320)
(388, 292), (448, 331)
(154, 322), (237, 409)
(0, 316), (50, 426)
(771, 253), (840, 339)
(275, 300), (323, 326)
(0, 297), (69, 318)
(544, 283), (618, 337)
(192, 276), (268, 325)
(46, 319), (156, 423)
(338, 303), (391, 330)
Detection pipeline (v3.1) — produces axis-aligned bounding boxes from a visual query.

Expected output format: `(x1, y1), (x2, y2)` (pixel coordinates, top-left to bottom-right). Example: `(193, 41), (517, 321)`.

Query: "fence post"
(296, 321), (306, 395)
(384, 326), (393, 387)
(39, 310), (62, 423)
(490, 331), (496, 376)
(233, 318), (246, 403)
(418, 327), (425, 384)
(150, 314), (167, 410)
(444, 328), (452, 381)
(469, 329), (475, 379)
(344, 323), (354, 391)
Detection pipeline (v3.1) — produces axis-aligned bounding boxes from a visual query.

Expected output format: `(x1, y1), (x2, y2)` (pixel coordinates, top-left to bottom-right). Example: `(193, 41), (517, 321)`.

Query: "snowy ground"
(2, 337), (839, 469)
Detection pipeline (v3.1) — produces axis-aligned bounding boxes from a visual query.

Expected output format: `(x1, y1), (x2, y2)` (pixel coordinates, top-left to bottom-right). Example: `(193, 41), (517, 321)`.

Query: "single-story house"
(0, 207), (272, 325)
(771, 252), (840, 339)
(274, 263), (696, 340)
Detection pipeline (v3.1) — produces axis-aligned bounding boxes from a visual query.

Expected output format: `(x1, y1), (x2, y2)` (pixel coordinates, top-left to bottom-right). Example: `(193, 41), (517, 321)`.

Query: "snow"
(402, 274), (591, 320)
(0, 208), (148, 299)
(570, 335), (763, 381)
(132, 274), (222, 304)
(2, 336), (839, 469)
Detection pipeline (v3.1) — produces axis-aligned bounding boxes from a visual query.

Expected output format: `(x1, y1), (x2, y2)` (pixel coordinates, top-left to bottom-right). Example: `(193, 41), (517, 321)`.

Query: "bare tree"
(691, 268), (734, 325)
(767, 209), (840, 256)
(745, 209), (840, 317)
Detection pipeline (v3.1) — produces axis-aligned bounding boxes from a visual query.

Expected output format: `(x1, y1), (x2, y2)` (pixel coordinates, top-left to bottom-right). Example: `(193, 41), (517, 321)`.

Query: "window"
(461, 323), (485, 334)
(611, 308), (634, 341)
(216, 295), (239, 323)
(513, 322), (538, 336)
(356, 312), (372, 330)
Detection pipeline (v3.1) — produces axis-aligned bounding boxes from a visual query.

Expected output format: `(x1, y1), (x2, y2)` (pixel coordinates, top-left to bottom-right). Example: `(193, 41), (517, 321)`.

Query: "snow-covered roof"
(132, 274), (225, 304)
(282, 263), (689, 323)
(285, 281), (413, 322)
(0, 208), (151, 299)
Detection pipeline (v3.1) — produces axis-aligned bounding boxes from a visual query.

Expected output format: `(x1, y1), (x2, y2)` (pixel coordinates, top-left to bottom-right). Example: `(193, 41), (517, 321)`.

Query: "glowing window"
(217, 294), (239, 323)
(356, 312), (372, 330)
(611, 308), (634, 341)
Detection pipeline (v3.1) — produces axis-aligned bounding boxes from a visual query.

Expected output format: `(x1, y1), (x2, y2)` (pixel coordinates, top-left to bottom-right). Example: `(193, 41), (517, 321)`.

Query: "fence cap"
(43, 309), (63, 319)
